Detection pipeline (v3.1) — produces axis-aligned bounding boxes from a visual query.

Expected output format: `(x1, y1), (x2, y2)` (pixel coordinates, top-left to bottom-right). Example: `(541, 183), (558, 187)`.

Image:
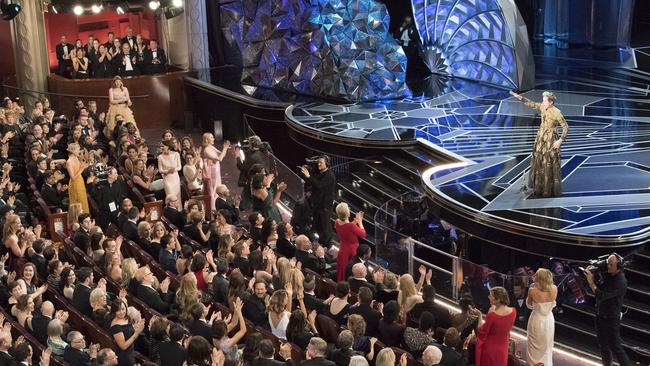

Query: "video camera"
(300, 156), (322, 174)
(579, 254), (613, 285)
(239, 136), (271, 154)
(91, 163), (112, 181)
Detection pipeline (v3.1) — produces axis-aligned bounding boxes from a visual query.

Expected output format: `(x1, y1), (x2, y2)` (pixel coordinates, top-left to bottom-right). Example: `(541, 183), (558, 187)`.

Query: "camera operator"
(299, 156), (336, 248)
(235, 136), (267, 210)
(585, 254), (631, 366)
(87, 167), (129, 228)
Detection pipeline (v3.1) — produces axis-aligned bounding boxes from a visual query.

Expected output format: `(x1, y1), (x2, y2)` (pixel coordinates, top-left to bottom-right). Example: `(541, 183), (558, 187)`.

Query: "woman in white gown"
(526, 268), (557, 366)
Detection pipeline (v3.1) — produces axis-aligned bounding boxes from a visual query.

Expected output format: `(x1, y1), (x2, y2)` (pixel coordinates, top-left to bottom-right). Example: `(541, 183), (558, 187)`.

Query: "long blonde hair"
(276, 258), (291, 289)
(267, 289), (288, 315)
(535, 268), (554, 292)
(201, 132), (213, 147)
(375, 348), (396, 366)
(2, 214), (21, 242)
(290, 268), (304, 298)
(67, 203), (83, 228)
(398, 274), (417, 307)
(176, 273), (200, 316)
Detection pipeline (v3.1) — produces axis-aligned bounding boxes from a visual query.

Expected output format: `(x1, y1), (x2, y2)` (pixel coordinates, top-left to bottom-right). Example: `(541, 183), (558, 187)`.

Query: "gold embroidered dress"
(521, 97), (569, 197)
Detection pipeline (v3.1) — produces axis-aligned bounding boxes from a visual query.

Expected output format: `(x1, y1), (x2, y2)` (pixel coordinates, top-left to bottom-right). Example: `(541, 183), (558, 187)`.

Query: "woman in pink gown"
(158, 140), (182, 204)
(472, 286), (516, 366)
(201, 133), (230, 212)
(334, 202), (366, 281)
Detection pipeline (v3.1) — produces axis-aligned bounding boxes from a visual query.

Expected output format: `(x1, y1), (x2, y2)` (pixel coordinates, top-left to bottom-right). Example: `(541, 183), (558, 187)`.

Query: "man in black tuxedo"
(187, 303), (213, 342)
(438, 328), (469, 366)
(116, 198), (133, 231)
(143, 40), (168, 75)
(63, 331), (99, 366)
(254, 339), (294, 366)
(135, 267), (173, 313)
(117, 43), (140, 76)
(31, 301), (56, 345)
(295, 235), (333, 277)
(88, 168), (129, 229)
(344, 244), (373, 282)
(211, 258), (229, 304)
(29, 239), (48, 278)
(159, 234), (180, 275)
(0, 328), (16, 366)
(122, 27), (136, 49)
(40, 170), (66, 208)
(56, 35), (74, 77)
(511, 284), (530, 328)
(96, 348), (118, 366)
(163, 194), (184, 228)
(243, 280), (269, 327)
(214, 185), (240, 224)
(303, 274), (326, 313)
(9, 342), (32, 366)
(233, 241), (252, 277)
(73, 267), (105, 316)
(348, 263), (376, 295)
(276, 222), (296, 259)
(121, 207), (139, 242)
(301, 337), (335, 366)
(409, 285), (452, 329)
(73, 213), (93, 253)
(349, 287), (381, 337)
(159, 323), (188, 366)
(104, 31), (115, 49)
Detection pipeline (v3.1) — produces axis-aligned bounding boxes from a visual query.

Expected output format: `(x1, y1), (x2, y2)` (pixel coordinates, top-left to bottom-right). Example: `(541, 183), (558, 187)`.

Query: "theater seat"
(316, 314), (340, 344)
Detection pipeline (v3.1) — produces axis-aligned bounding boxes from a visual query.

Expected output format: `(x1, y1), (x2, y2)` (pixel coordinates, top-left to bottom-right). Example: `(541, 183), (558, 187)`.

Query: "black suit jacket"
(349, 304), (381, 337)
(348, 277), (376, 295)
(215, 197), (239, 224)
(300, 357), (335, 366)
(63, 346), (97, 366)
(276, 238), (296, 259)
(303, 292), (326, 313)
(255, 357), (294, 366)
(295, 249), (326, 274)
(233, 256), (252, 277)
(243, 296), (268, 327)
(0, 350), (15, 366)
(73, 228), (91, 254)
(345, 257), (373, 283)
(137, 284), (173, 314)
(409, 300), (452, 329)
(122, 220), (139, 242)
(72, 283), (93, 316)
(143, 48), (168, 68)
(189, 319), (213, 341)
(439, 345), (468, 366)
(41, 183), (63, 207)
(122, 36), (136, 49)
(211, 275), (229, 305)
(116, 52), (140, 75)
(31, 314), (52, 344)
(56, 43), (74, 62)
(30, 254), (48, 278)
(159, 340), (187, 366)
(163, 206), (184, 228)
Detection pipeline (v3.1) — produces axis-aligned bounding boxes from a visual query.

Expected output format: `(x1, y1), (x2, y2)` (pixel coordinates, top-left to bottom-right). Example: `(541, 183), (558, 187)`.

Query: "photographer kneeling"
(585, 254), (631, 366)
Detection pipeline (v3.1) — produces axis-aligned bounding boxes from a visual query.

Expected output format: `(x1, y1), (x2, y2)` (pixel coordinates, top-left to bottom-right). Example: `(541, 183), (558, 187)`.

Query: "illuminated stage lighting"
(73, 5), (83, 15)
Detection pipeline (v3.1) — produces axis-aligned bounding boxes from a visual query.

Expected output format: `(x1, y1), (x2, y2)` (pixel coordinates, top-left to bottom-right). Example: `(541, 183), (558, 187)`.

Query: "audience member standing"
(334, 202), (366, 281)
(526, 268), (557, 366)
(106, 76), (135, 137)
(471, 286), (516, 366)
(201, 133), (230, 212)
(300, 156), (336, 247)
(66, 143), (90, 213)
(56, 35), (74, 77)
(159, 140), (182, 205)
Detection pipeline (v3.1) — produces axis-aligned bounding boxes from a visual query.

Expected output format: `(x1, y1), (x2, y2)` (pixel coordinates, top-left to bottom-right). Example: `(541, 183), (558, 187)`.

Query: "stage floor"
(287, 46), (650, 240)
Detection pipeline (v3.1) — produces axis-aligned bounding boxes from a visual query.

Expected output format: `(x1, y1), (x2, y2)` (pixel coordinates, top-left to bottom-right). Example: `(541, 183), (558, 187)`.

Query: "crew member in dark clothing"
(235, 136), (267, 210)
(300, 156), (336, 247)
(586, 253), (631, 366)
(88, 167), (129, 229)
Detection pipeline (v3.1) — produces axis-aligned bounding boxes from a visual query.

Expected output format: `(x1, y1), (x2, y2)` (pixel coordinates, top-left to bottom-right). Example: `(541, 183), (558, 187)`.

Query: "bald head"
(352, 263), (367, 278)
(0, 331), (12, 351)
(216, 184), (229, 195)
(41, 301), (54, 317)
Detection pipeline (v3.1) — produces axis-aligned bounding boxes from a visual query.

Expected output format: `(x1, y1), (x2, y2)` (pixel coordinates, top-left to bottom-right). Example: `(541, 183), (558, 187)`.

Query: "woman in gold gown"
(66, 143), (90, 213)
(105, 76), (136, 137)
(511, 91), (568, 198)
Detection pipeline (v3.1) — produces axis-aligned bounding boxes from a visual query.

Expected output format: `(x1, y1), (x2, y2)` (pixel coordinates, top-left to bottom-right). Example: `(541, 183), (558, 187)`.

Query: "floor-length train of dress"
(158, 151), (182, 203)
(526, 301), (556, 366)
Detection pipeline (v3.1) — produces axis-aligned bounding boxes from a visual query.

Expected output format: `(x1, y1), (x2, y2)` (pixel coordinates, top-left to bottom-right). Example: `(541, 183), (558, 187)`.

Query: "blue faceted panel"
(220, 0), (407, 101)
(411, 0), (519, 88)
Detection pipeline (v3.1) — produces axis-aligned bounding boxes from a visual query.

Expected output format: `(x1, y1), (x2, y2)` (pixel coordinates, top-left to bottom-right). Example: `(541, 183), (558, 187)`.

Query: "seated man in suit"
(422, 345), (443, 366)
(159, 234), (180, 275)
(232, 241), (252, 277)
(56, 35), (74, 77)
(348, 263), (376, 295)
(302, 337), (335, 366)
(0, 328), (16, 365)
(116, 198), (133, 231)
(187, 303), (213, 342)
(72, 267), (105, 316)
(135, 266), (173, 313)
(210, 258), (229, 305)
(163, 194), (184, 228)
(344, 244), (373, 282)
(121, 206), (140, 242)
(159, 323), (188, 366)
(97, 348), (119, 366)
(438, 327), (469, 366)
(303, 274), (325, 313)
(243, 280), (269, 327)
(349, 287), (381, 337)
(248, 212), (264, 243)
(215, 185), (240, 224)
(255, 339), (293, 366)
(9, 342), (33, 366)
(409, 284), (451, 329)
(40, 170), (67, 208)
(31, 301), (57, 345)
(63, 331), (100, 366)
(276, 222), (296, 259)
(295, 235), (334, 277)
(73, 213), (93, 253)
(143, 40), (168, 75)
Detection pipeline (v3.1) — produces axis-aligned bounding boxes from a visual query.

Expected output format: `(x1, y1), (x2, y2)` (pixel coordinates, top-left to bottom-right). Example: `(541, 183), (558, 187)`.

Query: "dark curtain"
(206, 0), (225, 66)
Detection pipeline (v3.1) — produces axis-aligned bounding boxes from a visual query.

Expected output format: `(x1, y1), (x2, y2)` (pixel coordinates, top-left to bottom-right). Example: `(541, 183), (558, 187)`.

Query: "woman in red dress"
(471, 286), (516, 366)
(334, 202), (366, 281)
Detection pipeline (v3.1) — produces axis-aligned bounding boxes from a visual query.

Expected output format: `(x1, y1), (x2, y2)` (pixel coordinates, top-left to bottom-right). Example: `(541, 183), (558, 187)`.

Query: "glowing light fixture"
(73, 5), (83, 15)
(172, 0), (182, 8)
(116, 6), (124, 14)
(91, 4), (102, 13)
(148, 1), (159, 10)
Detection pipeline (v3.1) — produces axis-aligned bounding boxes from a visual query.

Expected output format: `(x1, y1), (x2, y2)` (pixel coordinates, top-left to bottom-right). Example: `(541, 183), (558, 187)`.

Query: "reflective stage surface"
(287, 46), (650, 241)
